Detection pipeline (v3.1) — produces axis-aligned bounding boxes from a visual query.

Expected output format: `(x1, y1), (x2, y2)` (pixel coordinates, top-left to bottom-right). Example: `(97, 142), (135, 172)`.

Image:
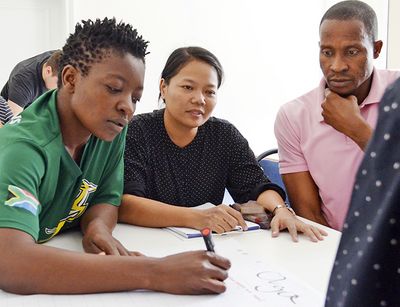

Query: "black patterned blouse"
(326, 77), (400, 307)
(124, 109), (285, 207)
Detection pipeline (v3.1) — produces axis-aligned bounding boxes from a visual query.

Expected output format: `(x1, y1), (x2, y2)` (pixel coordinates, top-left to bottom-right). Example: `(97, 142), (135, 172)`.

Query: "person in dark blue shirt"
(326, 76), (400, 306)
(0, 50), (62, 119)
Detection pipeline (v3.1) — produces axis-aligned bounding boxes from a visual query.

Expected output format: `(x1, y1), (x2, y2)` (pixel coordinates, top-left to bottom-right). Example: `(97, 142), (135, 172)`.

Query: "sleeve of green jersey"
(0, 141), (45, 241)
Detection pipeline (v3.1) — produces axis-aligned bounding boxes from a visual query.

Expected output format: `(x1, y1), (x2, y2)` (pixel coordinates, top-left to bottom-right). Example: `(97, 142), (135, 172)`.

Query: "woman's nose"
(191, 91), (206, 105)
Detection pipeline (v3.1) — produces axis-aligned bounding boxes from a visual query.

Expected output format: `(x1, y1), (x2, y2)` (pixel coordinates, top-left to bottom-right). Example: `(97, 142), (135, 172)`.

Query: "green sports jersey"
(0, 90), (126, 242)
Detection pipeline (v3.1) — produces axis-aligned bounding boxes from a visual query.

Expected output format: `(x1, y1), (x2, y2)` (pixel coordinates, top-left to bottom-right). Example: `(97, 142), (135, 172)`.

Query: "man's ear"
(44, 65), (53, 77)
(373, 40), (383, 59)
(61, 65), (78, 93)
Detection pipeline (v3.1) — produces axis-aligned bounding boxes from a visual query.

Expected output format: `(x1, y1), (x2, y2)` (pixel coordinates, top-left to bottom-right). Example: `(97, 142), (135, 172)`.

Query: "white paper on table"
(0, 239), (323, 307)
(216, 239), (325, 307)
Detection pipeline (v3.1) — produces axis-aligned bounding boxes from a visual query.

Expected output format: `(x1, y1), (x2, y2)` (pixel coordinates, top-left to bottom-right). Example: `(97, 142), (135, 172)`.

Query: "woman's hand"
(194, 205), (248, 234)
(270, 207), (328, 242)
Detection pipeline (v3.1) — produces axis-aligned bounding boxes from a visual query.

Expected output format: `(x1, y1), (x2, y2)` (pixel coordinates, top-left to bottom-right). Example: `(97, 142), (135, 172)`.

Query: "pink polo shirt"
(274, 69), (400, 230)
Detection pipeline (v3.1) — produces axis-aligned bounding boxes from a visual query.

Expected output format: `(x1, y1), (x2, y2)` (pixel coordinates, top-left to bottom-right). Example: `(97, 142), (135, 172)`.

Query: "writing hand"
(151, 250), (231, 294)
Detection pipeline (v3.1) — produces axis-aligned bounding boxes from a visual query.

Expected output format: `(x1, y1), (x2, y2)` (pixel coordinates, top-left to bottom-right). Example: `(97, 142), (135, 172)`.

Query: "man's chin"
(327, 86), (354, 97)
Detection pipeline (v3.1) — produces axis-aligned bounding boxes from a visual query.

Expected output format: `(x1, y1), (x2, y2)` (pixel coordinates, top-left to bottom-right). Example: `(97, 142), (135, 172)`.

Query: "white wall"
(68, 0), (390, 155)
(69, 0), (324, 155)
(0, 0), (394, 155)
(388, 0), (400, 69)
(0, 0), (68, 85)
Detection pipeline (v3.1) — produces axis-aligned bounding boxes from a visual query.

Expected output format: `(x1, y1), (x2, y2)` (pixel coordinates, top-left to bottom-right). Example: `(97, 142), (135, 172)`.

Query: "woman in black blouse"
(120, 46), (326, 242)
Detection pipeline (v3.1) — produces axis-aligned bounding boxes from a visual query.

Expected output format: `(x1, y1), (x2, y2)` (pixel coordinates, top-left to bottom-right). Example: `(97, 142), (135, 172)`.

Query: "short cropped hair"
(320, 0), (378, 42)
(46, 50), (63, 76)
(58, 17), (149, 87)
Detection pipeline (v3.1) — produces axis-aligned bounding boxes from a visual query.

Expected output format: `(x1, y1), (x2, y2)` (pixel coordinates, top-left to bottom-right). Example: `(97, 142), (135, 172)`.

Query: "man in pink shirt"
(274, 0), (400, 230)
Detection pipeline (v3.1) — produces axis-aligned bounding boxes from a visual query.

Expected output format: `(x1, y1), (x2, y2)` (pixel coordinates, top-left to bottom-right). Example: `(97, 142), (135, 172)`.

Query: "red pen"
(201, 228), (215, 252)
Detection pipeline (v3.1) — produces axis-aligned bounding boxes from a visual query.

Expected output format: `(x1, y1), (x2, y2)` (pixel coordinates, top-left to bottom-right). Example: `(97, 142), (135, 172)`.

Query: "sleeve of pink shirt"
(274, 103), (309, 174)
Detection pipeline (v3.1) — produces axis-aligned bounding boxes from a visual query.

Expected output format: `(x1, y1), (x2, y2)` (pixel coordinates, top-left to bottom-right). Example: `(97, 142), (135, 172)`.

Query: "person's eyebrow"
(180, 78), (217, 88)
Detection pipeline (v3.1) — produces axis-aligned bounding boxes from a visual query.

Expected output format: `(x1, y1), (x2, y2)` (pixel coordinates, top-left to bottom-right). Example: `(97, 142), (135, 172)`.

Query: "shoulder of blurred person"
(325, 76), (400, 307)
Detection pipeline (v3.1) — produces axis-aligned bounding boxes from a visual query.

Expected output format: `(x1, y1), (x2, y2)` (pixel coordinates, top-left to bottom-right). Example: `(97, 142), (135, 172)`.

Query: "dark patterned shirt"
(326, 77), (400, 307)
(124, 109), (285, 206)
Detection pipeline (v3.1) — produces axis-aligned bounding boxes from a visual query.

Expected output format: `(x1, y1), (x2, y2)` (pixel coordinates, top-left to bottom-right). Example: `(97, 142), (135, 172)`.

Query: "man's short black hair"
(58, 17), (149, 87)
(320, 0), (378, 42)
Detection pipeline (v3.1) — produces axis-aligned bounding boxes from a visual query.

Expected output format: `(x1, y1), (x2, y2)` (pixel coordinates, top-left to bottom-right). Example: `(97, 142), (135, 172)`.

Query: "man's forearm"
(294, 207), (329, 227)
(344, 118), (373, 151)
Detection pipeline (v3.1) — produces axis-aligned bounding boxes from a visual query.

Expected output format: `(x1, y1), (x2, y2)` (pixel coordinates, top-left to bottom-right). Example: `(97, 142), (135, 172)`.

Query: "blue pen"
(201, 228), (215, 252)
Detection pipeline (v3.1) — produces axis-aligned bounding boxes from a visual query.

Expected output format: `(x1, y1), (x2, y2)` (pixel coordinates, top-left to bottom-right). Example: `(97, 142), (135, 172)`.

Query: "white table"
(1, 221), (341, 307)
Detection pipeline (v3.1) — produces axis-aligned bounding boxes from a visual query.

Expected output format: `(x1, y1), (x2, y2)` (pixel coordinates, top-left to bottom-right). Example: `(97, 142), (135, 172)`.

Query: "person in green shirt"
(0, 17), (230, 295)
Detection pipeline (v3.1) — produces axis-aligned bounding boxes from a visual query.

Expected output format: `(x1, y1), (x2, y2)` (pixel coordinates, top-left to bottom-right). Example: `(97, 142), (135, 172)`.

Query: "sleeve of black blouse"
(225, 123), (286, 203)
(123, 122), (148, 197)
